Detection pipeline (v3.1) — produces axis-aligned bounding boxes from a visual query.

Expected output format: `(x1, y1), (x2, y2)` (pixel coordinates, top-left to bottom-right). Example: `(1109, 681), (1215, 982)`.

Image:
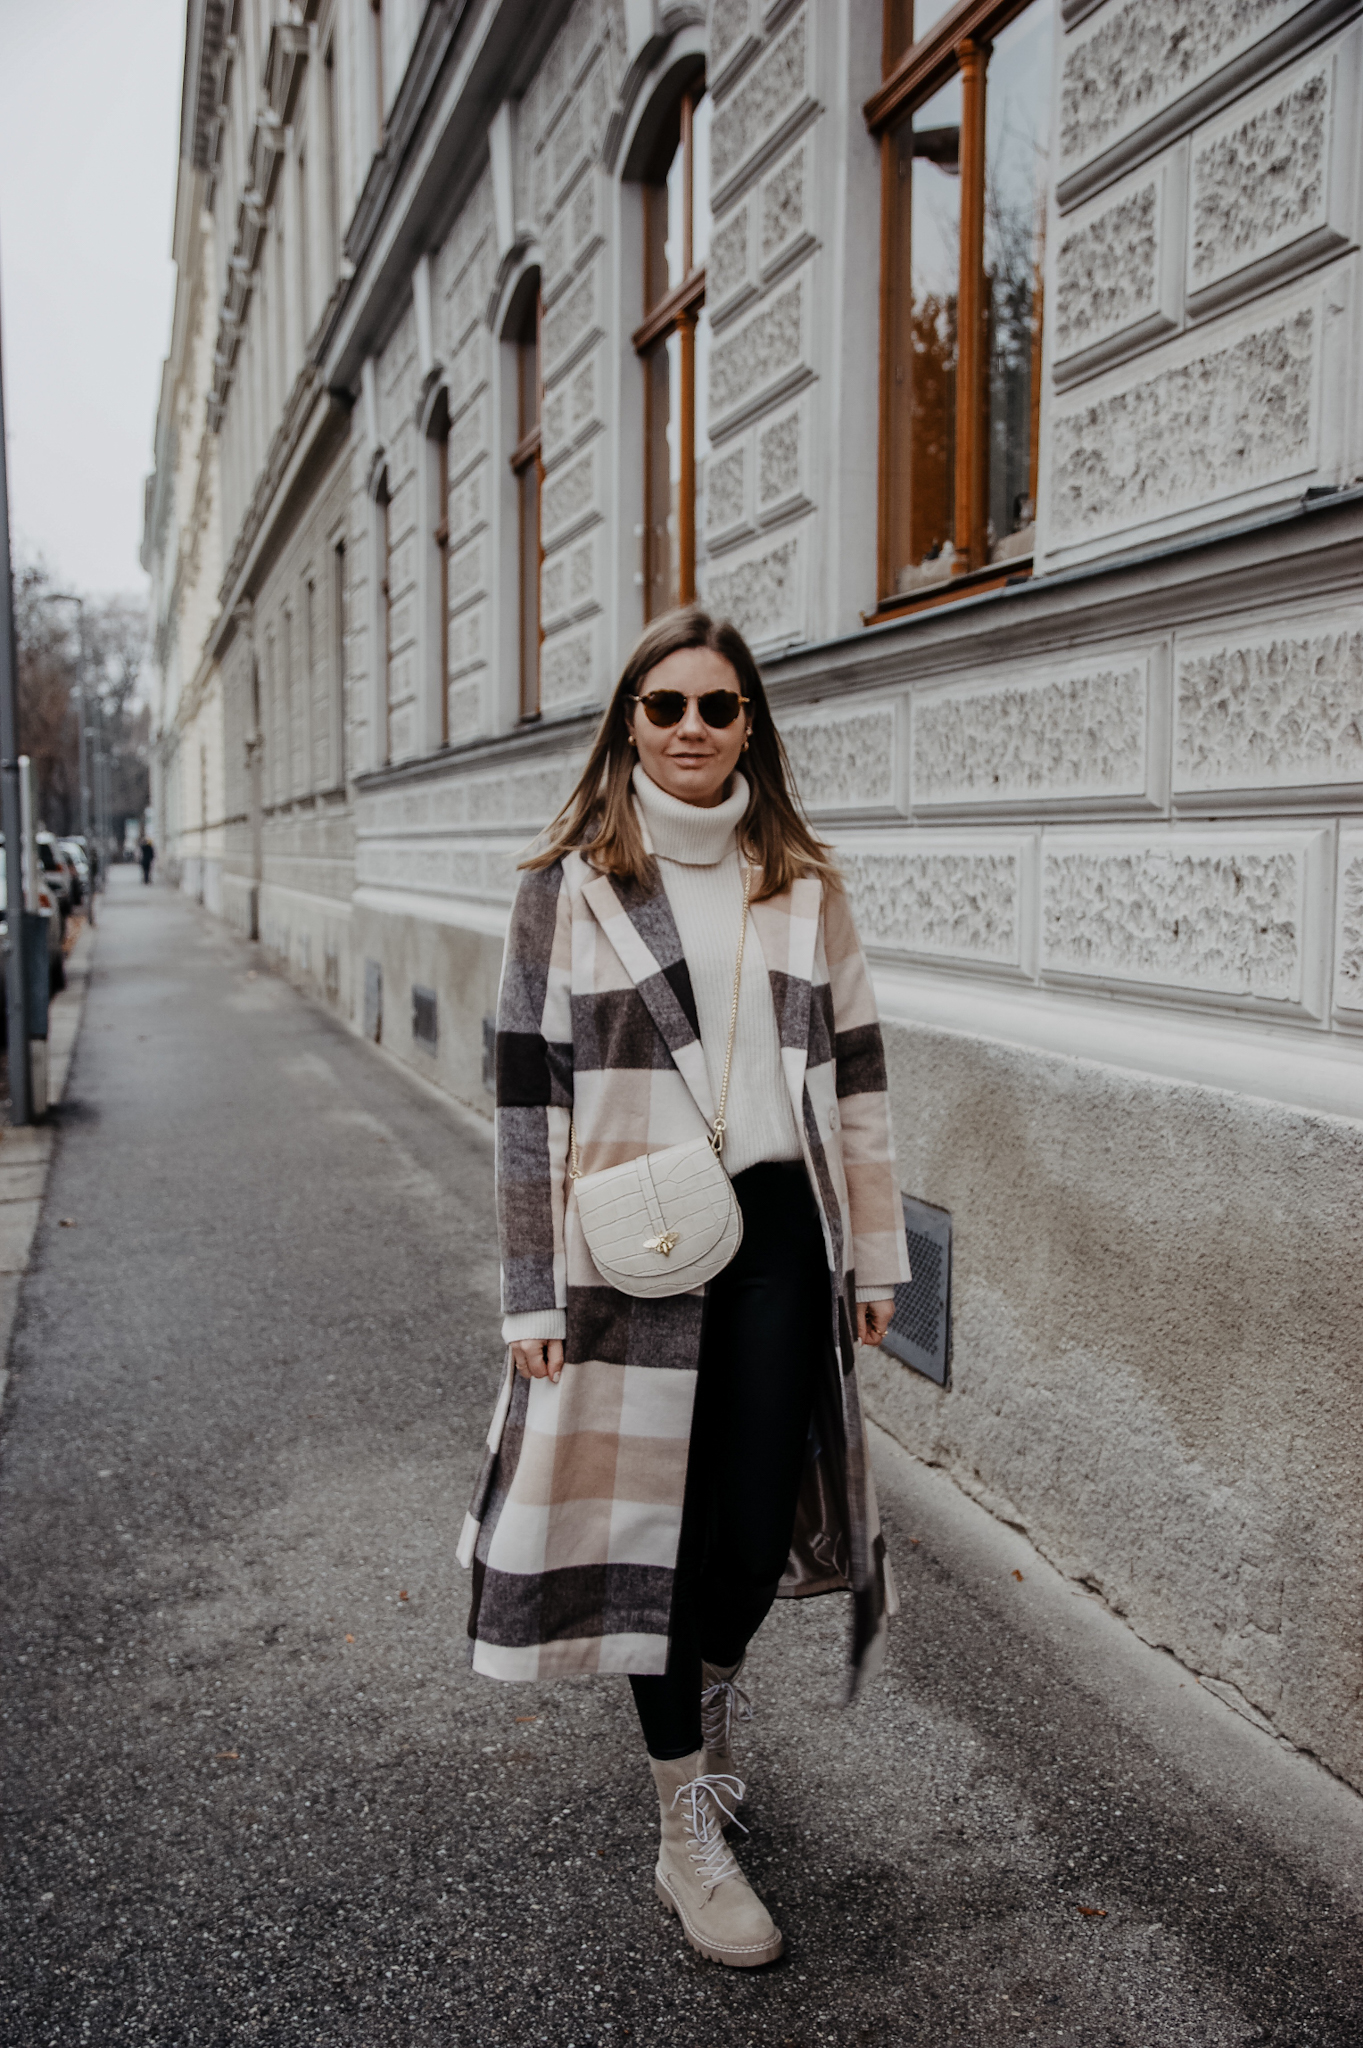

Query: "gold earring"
(742, 736), (749, 750)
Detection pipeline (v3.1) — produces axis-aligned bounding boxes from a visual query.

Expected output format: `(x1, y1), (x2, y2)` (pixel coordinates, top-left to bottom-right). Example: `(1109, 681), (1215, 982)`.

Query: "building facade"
(149, 0), (1363, 1790)
(144, 12), (228, 909)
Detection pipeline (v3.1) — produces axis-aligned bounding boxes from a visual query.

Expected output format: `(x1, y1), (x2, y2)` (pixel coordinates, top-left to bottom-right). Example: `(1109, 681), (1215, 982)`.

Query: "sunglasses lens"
(698, 690), (742, 728)
(640, 691), (686, 727)
(635, 689), (746, 729)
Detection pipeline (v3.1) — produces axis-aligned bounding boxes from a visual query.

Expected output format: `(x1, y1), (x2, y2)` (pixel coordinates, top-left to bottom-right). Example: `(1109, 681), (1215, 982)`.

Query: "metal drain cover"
(882, 1194), (952, 1386)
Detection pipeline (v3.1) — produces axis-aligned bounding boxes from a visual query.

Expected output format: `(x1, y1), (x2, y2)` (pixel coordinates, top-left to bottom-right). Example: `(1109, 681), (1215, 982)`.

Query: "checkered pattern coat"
(459, 848), (911, 1687)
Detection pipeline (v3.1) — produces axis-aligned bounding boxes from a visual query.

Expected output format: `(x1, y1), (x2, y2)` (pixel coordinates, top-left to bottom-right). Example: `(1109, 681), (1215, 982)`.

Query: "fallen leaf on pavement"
(516, 1715), (537, 1724)
(398, 1590), (409, 1602)
(59, 1218), (76, 1228)
(1012, 1569), (1024, 1581)
(216, 1751), (239, 1761)
(345, 1634), (354, 1644)
(1077, 1905), (1107, 1918)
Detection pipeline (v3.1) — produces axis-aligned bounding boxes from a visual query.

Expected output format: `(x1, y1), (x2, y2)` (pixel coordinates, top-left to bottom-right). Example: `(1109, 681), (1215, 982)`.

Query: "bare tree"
(12, 555), (150, 849)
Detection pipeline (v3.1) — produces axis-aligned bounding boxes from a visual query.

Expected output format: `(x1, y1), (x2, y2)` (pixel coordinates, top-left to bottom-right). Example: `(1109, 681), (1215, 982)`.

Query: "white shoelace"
(672, 1771), (748, 1894)
(700, 1672), (754, 1754)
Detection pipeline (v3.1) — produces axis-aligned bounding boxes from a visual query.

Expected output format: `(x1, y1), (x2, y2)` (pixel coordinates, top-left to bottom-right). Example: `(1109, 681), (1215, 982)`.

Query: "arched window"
(423, 386), (451, 747)
(509, 281), (543, 720)
(633, 78), (711, 618)
(371, 464), (392, 765)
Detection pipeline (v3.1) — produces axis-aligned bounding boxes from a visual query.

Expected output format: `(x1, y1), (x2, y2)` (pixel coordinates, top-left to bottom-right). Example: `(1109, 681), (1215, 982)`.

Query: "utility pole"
(0, 243), (32, 1121)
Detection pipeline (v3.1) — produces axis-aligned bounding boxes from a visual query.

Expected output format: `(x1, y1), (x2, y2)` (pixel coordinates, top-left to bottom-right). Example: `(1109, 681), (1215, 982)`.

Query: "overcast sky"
(0, 0), (185, 601)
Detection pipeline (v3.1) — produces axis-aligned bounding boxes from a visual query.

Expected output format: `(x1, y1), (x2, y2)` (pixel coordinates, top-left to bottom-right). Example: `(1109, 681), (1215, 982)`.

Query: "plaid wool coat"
(458, 846), (912, 1687)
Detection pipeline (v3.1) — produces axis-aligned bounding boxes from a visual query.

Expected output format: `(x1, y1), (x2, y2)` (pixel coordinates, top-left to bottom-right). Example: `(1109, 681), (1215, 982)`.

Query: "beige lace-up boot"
(700, 1656), (753, 1791)
(649, 1752), (783, 1968)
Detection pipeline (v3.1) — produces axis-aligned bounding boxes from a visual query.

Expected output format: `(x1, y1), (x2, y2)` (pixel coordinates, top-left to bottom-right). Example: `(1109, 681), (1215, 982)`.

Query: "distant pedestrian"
(461, 608), (908, 1970)
(139, 836), (155, 885)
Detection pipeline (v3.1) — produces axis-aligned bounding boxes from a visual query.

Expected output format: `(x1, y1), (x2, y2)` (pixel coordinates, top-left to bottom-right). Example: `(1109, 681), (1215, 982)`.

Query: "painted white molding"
(874, 959), (1363, 1128)
(413, 254), (435, 378)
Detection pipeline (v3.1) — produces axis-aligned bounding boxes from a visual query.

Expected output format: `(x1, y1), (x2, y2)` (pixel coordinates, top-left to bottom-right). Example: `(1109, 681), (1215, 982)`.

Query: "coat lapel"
(581, 868), (718, 1127)
(749, 876), (823, 1133)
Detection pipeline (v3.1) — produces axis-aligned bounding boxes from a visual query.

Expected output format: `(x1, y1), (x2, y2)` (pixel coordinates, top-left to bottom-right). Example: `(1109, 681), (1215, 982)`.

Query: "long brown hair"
(522, 608), (839, 901)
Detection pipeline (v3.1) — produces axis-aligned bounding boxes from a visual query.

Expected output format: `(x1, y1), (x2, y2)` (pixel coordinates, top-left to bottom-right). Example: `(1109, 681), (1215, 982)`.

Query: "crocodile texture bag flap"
(571, 1136), (743, 1298)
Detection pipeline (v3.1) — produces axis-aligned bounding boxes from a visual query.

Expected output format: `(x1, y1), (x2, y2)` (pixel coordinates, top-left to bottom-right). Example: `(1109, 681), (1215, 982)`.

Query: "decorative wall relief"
(542, 258), (600, 380)
(712, 8), (809, 198)
(710, 0), (757, 80)
(778, 704), (899, 816)
(1175, 609), (1363, 796)
(1059, 0), (1302, 190)
(704, 533), (801, 650)
(541, 446), (596, 544)
(709, 275), (806, 427)
(1048, 295), (1317, 546)
(539, 625), (597, 713)
(912, 658), (1153, 809)
(1042, 828), (1327, 1010)
(840, 838), (1029, 971)
(1052, 163), (1181, 382)
(1187, 56), (1346, 311)
(761, 141), (810, 275)
(709, 202), (754, 317)
(706, 443), (749, 539)
(1334, 831), (1363, 1016)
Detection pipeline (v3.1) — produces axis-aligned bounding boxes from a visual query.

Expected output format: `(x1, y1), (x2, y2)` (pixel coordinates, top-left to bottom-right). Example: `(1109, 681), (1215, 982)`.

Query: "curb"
(0, 915), (97, 1411)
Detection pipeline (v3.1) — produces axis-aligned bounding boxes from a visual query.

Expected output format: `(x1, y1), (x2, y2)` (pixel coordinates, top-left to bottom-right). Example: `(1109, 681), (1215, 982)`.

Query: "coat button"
(828, 1108), (839, 1131)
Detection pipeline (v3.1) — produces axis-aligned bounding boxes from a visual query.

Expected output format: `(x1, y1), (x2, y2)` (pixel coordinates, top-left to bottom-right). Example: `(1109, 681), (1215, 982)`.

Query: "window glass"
(902, 72), (962, 584)
(640, 82), (710, 618)
(984, 0), (1052, 562)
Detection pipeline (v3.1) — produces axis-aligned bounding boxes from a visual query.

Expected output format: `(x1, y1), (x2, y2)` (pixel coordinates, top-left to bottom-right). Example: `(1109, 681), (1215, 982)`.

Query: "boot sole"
(655, 1875), (784, 1969)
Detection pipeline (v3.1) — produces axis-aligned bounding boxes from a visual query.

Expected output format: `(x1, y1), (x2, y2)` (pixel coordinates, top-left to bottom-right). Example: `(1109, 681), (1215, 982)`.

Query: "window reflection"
(984, 0), (1051, 564)
(637, 80), (710, 618)
(901, 74), (961, 589)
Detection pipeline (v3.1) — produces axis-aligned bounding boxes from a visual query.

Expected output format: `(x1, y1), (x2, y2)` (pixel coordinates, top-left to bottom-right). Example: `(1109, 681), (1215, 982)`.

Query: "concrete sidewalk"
(0, 871), (1359, 2046)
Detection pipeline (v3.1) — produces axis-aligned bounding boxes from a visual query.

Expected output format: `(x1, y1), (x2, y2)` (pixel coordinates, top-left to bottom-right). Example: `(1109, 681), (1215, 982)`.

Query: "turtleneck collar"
(632, 763), (749, 866)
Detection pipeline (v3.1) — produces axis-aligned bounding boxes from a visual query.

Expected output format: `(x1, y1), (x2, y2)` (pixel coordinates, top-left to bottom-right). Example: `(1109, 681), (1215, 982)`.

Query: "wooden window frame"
(633, 82), (706, 618)
(866, 0), (1042, 620)
(511, 286), (543, 722)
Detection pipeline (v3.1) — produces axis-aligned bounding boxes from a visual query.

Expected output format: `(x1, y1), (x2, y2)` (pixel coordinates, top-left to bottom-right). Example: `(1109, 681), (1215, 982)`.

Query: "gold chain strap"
(568, 861), (752, 1178)
(709, 861), (752, 1158)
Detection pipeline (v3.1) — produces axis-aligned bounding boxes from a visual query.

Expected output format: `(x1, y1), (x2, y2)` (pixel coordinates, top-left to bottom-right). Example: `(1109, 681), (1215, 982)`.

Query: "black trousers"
(630, 1160), (828, 1761)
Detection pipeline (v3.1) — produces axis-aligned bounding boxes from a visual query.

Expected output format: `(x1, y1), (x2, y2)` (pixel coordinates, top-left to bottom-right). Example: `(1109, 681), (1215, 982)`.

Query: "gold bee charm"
(643, 1229), (680, 1256)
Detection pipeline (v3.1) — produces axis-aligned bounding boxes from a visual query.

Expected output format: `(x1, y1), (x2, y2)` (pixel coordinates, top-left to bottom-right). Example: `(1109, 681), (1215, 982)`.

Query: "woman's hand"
(856, 1300), (895, 1348)
(511, 1338), (564, 1384)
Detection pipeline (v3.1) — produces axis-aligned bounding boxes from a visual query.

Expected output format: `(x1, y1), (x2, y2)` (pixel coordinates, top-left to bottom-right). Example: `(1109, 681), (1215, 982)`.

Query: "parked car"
(0, 845), (65, 1044)
(35, 833), (76, 922)
(58, 838), (89, 907)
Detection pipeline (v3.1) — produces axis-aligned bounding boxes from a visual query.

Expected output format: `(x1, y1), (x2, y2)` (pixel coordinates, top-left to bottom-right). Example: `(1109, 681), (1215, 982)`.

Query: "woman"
(459, 608), (909, 1968)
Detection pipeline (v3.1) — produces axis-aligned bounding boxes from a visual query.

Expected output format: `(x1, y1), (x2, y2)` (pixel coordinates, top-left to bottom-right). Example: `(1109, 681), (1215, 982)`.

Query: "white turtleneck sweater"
(501, 765), (896, 1342)
(632, 765), (804, 1179)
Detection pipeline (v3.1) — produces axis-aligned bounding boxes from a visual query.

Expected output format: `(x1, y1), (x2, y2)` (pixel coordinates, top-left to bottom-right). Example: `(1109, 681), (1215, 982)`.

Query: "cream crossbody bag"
(568, 865), (751, 1300)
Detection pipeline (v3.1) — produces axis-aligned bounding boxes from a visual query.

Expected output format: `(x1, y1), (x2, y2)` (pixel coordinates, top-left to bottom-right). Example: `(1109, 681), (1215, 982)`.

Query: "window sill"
(863, 556), (1033, 626)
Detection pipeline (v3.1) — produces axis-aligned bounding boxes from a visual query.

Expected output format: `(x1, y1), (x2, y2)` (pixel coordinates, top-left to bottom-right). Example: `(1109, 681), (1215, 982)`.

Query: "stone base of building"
(350, 890), (503, 1115)
(178, 857), (223, 917)
(864, 1018), (1363, 1794)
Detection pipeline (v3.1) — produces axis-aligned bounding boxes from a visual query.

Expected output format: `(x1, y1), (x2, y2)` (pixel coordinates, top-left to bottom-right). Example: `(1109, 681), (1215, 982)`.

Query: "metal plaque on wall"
(882, 1194), (952, 1387)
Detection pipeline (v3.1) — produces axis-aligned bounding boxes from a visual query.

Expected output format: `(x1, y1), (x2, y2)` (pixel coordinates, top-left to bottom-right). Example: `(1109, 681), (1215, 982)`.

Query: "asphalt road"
(1, 871), (1360, 2047)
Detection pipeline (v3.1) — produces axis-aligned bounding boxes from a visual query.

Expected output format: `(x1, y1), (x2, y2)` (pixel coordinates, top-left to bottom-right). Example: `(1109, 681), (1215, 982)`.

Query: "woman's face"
(626, 646), (751, 809)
